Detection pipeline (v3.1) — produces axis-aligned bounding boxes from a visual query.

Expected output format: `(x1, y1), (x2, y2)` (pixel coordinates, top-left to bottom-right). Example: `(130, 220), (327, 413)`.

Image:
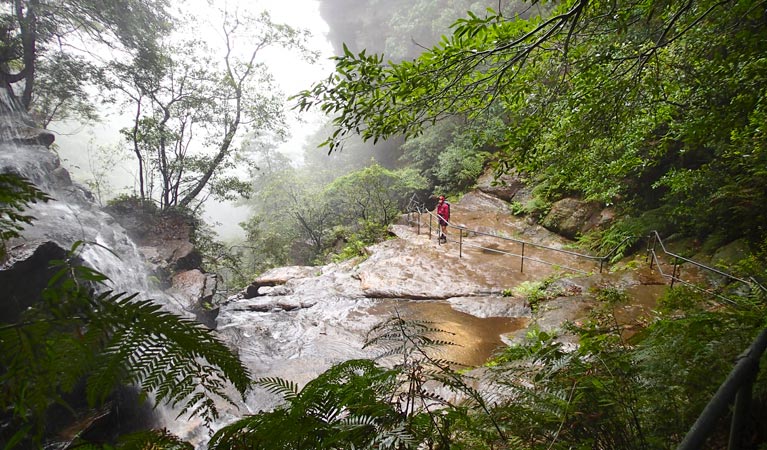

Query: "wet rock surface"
(214, 188), (671, 427)
(475, 167), (532, 203)
(170, 269), (219, 328)
(541, 197), (611, 239)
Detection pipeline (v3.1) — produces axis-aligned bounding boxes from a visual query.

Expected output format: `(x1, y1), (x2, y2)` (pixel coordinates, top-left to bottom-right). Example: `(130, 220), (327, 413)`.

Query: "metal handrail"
(407, 202), (767, 448)
(678, 327), (767, 450)
(455, 239), (593, 275)
(648, 230), (755, 285)
(646, 230), (766, 306)
(405, 201), (630, 274)
(645, 231), (767, 449)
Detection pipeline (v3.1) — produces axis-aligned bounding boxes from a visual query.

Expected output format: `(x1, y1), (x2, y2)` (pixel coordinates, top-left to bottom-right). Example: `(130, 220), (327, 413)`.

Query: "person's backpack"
(439, 201), (450, 220)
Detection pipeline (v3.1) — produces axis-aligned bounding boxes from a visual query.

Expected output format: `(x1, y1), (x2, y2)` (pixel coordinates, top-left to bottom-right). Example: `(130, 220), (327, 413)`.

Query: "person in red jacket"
(436, 195), (450, 243)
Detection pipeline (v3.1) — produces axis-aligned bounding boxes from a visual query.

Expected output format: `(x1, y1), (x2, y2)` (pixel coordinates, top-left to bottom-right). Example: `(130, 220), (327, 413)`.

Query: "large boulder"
(541, 197), (614, 239)
(0, 114), (55, 147)
(241, 265), (319, 298)
(170, 269), (219, 328)
(476, 167), (533, 204)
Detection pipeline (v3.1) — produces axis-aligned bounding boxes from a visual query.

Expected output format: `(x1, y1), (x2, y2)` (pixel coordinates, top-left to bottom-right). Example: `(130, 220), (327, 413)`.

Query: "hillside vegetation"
(3, 0), (767, 448)
(221, 0), (767, 447)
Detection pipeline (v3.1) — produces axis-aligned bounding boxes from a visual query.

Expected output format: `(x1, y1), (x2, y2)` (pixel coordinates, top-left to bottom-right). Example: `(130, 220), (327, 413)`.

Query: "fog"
(51, 0), (507, 240)
(52, 0), (335, 240)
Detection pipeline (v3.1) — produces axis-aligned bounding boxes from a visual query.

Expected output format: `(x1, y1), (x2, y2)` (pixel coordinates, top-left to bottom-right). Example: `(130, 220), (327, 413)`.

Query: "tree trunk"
(131, 100), (146, 200)
(177, 98), (240, 208)
(16, 0), (38, 111)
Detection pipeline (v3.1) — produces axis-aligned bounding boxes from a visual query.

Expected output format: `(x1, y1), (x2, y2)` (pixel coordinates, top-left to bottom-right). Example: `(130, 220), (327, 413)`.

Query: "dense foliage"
(0, 0), (171, 124)
(298, 0), (767, 244)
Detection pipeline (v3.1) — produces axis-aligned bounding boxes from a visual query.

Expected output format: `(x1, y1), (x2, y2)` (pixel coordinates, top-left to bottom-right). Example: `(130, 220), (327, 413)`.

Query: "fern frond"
(80, 291), (252, 425)
(117, 428), (194, 450)
(339, 414), (380, 428)
(256, 377), (300, 402)
(369, 422), (418, 450)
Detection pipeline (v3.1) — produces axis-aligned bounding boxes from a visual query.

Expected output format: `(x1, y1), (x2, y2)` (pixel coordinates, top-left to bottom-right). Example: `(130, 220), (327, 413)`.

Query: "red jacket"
(437, 201), (450, 221)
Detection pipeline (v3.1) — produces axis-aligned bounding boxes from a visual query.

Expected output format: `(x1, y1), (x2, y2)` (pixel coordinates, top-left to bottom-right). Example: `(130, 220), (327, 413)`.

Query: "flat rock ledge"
(241, 266), (319, 299)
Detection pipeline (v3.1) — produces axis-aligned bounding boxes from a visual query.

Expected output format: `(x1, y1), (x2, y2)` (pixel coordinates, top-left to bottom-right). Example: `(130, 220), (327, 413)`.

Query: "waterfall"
(0, 129), (191, 310)
(0, 96), (201, 444)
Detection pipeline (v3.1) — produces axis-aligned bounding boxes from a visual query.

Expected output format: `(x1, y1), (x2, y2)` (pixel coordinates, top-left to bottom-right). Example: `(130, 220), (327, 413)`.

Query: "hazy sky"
(190, 0), (335, 161)
(54, 0), (335, 239)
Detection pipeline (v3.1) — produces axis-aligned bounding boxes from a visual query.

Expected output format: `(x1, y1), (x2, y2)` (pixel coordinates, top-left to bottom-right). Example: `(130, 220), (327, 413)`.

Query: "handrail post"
(647, 233), (657, 268)
(671, 259), (679, 288)
(459, 229), (463, 258)
(520, 242), (525, 273)
(417, 211), (421, 235)
(429, 214), (432, 239)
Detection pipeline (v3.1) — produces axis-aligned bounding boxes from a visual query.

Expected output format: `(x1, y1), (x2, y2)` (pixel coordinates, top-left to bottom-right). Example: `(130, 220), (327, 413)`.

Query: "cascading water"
(2, 89), (531, 449)
(0, 119), (187, 314)
(0, 94), (205, 444)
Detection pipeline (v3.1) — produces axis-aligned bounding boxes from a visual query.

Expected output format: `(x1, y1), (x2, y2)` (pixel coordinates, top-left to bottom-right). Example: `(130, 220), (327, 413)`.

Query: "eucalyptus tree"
(298, 0), (767, 240)
(0, 0), (171, 125)
(102, 9), (316, 211)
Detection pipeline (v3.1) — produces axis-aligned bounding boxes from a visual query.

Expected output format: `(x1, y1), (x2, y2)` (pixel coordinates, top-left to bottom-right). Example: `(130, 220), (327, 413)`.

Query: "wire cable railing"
(407, 197), (767, 449)
(645, 231), (767, 450)
(405, 199), (631, 275)
(646, 230), (767, 306)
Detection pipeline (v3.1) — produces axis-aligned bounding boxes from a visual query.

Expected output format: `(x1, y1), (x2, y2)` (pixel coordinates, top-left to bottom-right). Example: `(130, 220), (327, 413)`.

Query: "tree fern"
(209, 359), (404, 449)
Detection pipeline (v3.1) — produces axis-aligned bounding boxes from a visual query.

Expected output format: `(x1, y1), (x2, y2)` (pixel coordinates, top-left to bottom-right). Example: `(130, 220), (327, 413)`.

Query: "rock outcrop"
(476, 167), (533, 204)
(0, 113), (55, 147)
(103, 199), (218, 326)
(541, 197), (615, 239)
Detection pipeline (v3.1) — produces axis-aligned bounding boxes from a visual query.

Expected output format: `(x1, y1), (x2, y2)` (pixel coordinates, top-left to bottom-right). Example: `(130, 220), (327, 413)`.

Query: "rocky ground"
(207, 188), (671, 442)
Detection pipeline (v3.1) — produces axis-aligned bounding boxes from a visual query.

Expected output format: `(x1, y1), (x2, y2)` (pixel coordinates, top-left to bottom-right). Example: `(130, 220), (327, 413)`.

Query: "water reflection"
(366, 299), (529, 367)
